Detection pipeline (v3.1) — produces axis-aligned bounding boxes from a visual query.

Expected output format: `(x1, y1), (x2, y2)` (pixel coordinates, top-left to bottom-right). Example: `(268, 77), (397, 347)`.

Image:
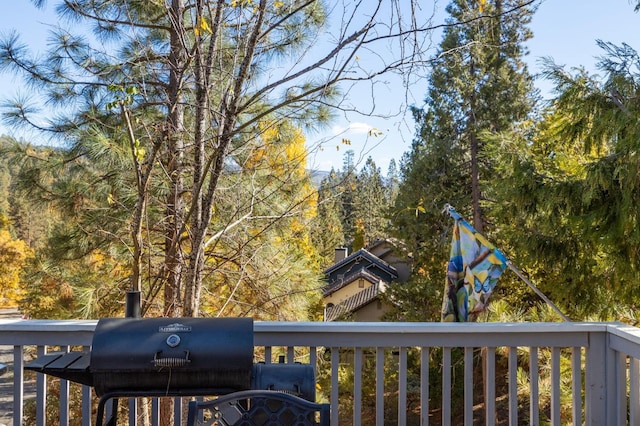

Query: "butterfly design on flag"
(442, 210), (508, 322)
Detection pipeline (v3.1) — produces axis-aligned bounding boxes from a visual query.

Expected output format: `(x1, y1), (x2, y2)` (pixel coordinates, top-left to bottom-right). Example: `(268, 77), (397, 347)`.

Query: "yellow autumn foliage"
(0, 229), (33, 306)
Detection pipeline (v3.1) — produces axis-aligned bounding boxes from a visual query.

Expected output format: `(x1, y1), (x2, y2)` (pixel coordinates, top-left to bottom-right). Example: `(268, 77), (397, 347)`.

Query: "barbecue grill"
(26, 317), (317, 425)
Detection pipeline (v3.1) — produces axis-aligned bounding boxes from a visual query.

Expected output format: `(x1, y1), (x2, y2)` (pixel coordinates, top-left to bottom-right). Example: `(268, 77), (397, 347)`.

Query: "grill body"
(25, 316), (321, 424)
(89, 317), (253, 396)
(251, 362), (316, 401)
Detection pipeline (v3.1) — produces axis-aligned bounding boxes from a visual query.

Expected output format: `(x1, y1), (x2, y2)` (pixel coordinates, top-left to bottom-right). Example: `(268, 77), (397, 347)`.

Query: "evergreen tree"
(485, 37), (640, 318)
(385, 159), (400, 205)
(1, 0), (435, 318)
(337, 150), (359, 242)
(353, 156), (388, 246)
(390, 0), (536, 319)
(311, 169), (345, 266)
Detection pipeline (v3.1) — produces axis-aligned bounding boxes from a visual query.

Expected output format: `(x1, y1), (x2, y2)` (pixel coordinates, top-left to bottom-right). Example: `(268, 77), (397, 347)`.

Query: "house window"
(358, 279), (365, 288)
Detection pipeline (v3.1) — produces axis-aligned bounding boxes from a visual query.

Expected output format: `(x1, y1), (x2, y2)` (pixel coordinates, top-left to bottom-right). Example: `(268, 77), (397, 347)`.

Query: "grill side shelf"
(25, 351), (93, 387)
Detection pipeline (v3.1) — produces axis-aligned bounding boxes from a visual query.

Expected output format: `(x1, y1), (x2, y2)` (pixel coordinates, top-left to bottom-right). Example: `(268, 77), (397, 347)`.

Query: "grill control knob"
(166, 334), (181, 348)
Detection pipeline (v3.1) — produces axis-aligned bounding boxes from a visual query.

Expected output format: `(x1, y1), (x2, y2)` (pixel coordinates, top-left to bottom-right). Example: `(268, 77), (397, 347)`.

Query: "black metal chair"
(186, 390), (330, 426)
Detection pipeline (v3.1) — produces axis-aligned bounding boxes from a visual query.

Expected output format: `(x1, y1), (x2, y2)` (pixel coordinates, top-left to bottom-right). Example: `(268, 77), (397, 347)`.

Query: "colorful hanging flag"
(442, 208), (508, 322)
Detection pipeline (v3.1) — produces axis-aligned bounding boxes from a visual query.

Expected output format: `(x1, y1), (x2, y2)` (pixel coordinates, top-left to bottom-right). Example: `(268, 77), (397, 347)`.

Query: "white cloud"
(331, 121), (373, 136)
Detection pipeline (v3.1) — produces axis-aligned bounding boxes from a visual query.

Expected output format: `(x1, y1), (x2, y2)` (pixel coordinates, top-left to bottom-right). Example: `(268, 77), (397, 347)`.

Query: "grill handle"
(152, 350), (191, 368)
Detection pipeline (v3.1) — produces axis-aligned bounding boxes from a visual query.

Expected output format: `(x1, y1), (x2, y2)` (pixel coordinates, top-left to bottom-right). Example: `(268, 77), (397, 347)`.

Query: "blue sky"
(0, 1), (638, 172)
(308, 0), (640, 173)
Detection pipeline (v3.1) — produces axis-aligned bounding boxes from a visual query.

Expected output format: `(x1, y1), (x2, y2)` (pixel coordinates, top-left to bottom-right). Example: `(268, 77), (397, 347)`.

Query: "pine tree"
(1, 0), (438, 319)
(311, 170), (346, 266)
(385, 159), (400, 205)
(390, 0), (536, 319)
(353, 157), (388, 246)
(485, 37), (640, 317)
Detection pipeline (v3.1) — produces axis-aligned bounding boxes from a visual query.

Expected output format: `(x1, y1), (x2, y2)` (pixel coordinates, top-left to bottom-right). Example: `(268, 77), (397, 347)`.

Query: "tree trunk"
(161, 0), (187, 423)
(164, 0), (187, 319)
(468, 55), (483, 234)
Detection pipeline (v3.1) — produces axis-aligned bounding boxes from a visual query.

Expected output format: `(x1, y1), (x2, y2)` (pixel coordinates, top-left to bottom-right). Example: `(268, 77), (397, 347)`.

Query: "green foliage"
(483, 38), (640, 318)
(310, 169), (345, 265)
(310, 151), (397, 263)
(383, 272), (442, 322)
(353, 157), (390, 245)
(0, 0), (340, 318)
(196, 120), (325, 320)
(389, 0), (536, 321)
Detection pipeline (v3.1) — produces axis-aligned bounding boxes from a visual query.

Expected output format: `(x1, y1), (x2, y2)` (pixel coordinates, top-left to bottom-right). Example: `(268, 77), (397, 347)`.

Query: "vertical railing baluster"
(82, 344), (92, 426)
(173, 397), (182, 426)
(615, 351), (627, 425)
(13, 345), (24, 426)
(442, 347), (451, 426)
(151, 397), (160, 426)
(398, 346), (407, 426)
(464, 347), (473, 426)
(310, 346), (318, 377)
(59, 378), (69, 425)
(529, 347), (539, 426)
(59, 346), (70, 426)
(485, 347), (496, 426)
(330, 347), (339, 426)
(420, 347), (429, 426)
(375, 347), (384, 426)
(129, 397), (137, 425)
(36, 345), (47, 426)
(551, 347), (560, 425)
(82, 385), (92, 426)
(571, 347), (582, 426)
(354, 347), (362, 426)
(630, 357), (640, 425)
(508, 346), (518, 426)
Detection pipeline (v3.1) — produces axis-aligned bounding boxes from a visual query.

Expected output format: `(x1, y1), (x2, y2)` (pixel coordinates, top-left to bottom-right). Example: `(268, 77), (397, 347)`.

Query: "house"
(322, 239), (411, 321)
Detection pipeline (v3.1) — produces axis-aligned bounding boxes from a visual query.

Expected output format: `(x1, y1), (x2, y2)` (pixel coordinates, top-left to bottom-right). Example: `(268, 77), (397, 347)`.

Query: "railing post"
(571, 347), (582, 425)
(354, 347), (362, 426)
(376, 347), (384, 426)
(60, 346), (70, 426)
(13, 345), (24, 426)
(36, 345), (47, 426)
(585, 330), (615, 425)
(330, 347), (339, 425)
(398, 347), (407, 426)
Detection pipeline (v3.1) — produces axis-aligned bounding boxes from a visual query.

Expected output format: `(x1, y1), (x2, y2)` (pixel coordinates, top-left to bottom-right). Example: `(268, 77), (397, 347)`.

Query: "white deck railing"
(1, 320), (640, 425)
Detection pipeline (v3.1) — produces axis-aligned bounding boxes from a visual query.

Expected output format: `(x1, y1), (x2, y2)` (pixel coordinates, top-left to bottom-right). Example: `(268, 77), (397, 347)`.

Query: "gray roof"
(324, 281), (385, 322)
(323, 248), (398, 280)
(323, 267), (383, 297)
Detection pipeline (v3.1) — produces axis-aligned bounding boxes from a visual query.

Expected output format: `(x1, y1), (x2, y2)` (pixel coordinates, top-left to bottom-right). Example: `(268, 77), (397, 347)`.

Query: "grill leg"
(96, 396), (119, 426)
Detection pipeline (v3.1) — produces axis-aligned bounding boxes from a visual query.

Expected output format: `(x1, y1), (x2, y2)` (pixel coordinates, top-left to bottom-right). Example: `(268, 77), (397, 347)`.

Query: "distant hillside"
(308, 169), (330, 188)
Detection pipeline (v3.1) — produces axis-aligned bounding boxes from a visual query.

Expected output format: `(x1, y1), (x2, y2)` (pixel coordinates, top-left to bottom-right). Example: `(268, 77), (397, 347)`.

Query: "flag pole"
(443, 204), (571, 322)
(506, 261), (571, 322)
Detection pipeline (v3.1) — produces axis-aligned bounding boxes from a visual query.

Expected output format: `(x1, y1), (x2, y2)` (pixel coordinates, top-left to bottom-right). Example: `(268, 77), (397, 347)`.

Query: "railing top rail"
(254, 321), (612, 347)
(0, 319), (97, 346)
(0, 319), (614, 333)
(0, 320), (619, 348)
(0, 319), (98, 331)
(254, 321), (611, 333)
(606, 322), (640, 342)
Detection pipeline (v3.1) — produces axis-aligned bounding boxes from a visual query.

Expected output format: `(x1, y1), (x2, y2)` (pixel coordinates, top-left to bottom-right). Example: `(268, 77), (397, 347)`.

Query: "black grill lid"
(90, 317), (254, 396)
(26, 317), (255, 397)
